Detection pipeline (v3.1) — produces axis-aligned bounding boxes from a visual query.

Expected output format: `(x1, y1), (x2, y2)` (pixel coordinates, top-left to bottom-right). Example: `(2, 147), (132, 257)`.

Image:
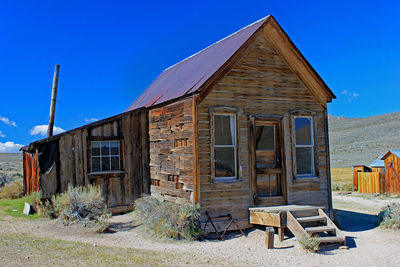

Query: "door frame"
(249, 116), (287, 206)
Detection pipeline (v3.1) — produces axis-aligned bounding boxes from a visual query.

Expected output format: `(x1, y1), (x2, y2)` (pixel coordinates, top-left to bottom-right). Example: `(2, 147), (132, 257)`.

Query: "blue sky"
(0, 0), (399, 152)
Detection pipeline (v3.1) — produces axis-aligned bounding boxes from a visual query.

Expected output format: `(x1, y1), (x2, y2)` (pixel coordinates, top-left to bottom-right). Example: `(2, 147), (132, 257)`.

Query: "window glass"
(101, 142), (110, 155)
(295, 117), (312, 145)
(91, 140), (120, 172)
(111, 156), (119, 171)
(91, 142), (100, 156)
(110, 141), (119, 155)
(296, 147), (313, 175)
(92, 157), (101, 172)
(214, 115), (235, 145)
(256, 125), (274, 150)
(214, 147), (235, 177)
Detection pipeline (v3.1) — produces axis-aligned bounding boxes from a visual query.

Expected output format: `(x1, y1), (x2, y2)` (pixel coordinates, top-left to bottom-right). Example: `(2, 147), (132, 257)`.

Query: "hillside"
(329, 111), (400, 168)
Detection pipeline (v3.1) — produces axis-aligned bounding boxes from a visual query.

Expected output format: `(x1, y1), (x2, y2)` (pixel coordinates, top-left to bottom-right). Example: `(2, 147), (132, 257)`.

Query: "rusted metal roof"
(126, 16), (270, 111)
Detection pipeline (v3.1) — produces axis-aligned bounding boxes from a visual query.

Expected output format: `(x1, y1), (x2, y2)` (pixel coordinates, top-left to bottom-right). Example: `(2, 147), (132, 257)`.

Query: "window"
(294, 117), (315, 176)
(255, 125), (275, 151)
(91, 141), (120, 172)
(213, 114), (237, 180)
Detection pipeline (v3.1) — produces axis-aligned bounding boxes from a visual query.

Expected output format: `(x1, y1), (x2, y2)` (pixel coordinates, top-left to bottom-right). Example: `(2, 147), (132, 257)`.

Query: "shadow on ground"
(334, 209), (379, 232)
(104, 221), (140, 233)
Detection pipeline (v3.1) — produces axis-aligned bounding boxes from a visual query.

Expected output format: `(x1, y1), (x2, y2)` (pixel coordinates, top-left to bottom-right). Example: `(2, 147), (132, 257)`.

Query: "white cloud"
(340, 90), (360, 102)
(85, 118), (98, 123)
(30, 125), (65, 136)
(0, 130), (5, 138)
(0, 141), (23, 153)
(0, 116), (17, 127)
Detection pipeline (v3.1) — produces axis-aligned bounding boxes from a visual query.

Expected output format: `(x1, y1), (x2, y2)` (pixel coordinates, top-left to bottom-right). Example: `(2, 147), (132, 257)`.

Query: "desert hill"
(329, 111), (400, 168)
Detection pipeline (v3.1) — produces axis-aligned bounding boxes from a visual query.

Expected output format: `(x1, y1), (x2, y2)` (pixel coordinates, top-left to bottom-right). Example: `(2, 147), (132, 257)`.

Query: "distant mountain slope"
(329, 111), (400, 168)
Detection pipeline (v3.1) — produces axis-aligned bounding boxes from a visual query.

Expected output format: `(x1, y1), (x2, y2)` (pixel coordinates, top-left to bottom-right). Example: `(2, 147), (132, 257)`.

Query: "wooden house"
(23, 15), (337, 232)
(127, 15), (336, 230)
(381, 150), (400, 195)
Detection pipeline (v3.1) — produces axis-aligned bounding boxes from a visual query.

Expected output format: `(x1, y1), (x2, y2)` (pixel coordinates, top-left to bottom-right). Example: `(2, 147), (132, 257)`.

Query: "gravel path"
(1, 194), (400, 266)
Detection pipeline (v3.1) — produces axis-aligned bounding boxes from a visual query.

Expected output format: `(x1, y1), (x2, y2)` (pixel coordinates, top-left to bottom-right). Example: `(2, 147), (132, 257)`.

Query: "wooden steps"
(305, 225), (336, 233)
(297, 215), (326, 223)
(287, 207), (345, 246)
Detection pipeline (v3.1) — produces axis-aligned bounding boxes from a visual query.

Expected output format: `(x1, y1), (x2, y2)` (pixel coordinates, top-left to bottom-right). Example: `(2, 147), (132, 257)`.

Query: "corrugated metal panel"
(370, 155), (385, 167)
(125, 16), (270, 111)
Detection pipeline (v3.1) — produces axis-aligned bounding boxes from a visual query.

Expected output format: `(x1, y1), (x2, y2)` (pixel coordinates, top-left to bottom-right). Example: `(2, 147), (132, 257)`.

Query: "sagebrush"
(379, 203), (400, 230)
(0, 180), (23, 199)
(39, 185), (111, 232)
(299, 233), (320, 253)
(135, 196), (201, 240)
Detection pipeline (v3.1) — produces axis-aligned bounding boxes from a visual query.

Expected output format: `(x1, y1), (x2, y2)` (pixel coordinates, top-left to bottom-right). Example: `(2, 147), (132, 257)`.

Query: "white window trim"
(294, 116), (315, 177)
(213, 113), (238, 181)
(91, 140), (121, 173)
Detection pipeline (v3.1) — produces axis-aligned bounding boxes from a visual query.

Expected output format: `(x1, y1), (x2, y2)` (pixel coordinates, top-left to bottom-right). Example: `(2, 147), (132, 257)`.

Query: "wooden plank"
(249, 211), (282, 227)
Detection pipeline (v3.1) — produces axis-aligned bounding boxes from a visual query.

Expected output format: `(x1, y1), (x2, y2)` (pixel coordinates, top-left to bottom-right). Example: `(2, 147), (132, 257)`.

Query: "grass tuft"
(299, 233), (320, 253)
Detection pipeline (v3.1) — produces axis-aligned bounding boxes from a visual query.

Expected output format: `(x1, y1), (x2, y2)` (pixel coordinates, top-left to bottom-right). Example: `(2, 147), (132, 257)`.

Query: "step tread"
(305, 226), (336, 233)
(317, 236), (345, 243)
(297, 215), (327, 223)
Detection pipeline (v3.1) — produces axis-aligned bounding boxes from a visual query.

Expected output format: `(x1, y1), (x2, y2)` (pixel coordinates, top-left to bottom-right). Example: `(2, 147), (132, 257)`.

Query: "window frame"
(90, 139), (122, 173)
(209, 107), (239, 182)
(289, 109), (319, 180)
(294, 116), (315, 177)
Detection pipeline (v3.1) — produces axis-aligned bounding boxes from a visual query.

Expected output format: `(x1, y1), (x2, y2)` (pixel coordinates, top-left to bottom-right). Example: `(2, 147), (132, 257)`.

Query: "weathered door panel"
(250, 117), (286, 206)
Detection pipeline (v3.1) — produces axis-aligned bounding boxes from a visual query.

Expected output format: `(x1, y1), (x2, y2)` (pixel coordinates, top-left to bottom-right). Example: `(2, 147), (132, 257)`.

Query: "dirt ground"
(1, 193), (400, 267)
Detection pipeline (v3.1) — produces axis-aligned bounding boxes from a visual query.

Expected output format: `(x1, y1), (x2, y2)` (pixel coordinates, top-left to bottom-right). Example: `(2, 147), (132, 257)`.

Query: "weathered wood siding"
(197, 34), (331, 229)
(25, 109), (149, 211)
(384, 154), (400, 195)
(149, 98), (195, 204)
(22, 150), (40, 195)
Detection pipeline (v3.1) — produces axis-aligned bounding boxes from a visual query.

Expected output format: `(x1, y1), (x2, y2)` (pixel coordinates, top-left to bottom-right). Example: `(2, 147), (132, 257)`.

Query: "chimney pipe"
(47, 64), (60, 138)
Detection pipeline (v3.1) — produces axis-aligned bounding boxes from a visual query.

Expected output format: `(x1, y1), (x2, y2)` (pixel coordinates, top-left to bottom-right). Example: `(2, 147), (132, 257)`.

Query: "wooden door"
(251, 118), (286, 206)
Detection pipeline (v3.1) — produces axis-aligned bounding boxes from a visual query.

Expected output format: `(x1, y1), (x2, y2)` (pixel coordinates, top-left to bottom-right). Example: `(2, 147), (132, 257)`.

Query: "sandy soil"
(1, 194), (400, 267)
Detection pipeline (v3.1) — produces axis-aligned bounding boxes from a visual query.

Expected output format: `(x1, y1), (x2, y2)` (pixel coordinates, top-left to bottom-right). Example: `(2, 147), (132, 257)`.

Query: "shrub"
(299, 233), (320, 253)
(379, 203), (400, 229)
(37, 185), (111, 232)
(135, 196), (201, 240)
(0, 180), (23, 199)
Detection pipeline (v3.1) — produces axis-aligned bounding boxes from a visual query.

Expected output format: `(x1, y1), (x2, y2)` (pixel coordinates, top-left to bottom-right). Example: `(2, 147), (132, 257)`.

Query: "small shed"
(352, 165), (371, 189)
(22, 108), (150, 213)
(381, 150), (400, 195)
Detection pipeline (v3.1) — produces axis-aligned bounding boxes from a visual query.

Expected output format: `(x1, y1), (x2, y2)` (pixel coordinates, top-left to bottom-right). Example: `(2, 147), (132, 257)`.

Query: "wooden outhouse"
(381, 150), (400, 195)
(24, 15), (336, 229)
(126, 15), (336, 230)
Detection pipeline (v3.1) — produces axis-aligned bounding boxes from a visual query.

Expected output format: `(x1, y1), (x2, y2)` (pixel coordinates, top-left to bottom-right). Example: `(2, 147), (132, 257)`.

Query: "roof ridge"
(163, 15), (270, 72)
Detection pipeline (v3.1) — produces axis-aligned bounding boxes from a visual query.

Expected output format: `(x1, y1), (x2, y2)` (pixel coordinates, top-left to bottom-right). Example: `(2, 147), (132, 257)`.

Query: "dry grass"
(0, 233), (181, 266)
(331, 168), (354, 191)
(0, 180), (23, 199)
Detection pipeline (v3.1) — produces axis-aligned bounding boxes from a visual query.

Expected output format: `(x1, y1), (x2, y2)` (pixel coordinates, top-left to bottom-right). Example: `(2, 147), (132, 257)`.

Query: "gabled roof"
(126, 15), (335, 111)
(370, 155), (385, 168)
(382, 150), (400, 160)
